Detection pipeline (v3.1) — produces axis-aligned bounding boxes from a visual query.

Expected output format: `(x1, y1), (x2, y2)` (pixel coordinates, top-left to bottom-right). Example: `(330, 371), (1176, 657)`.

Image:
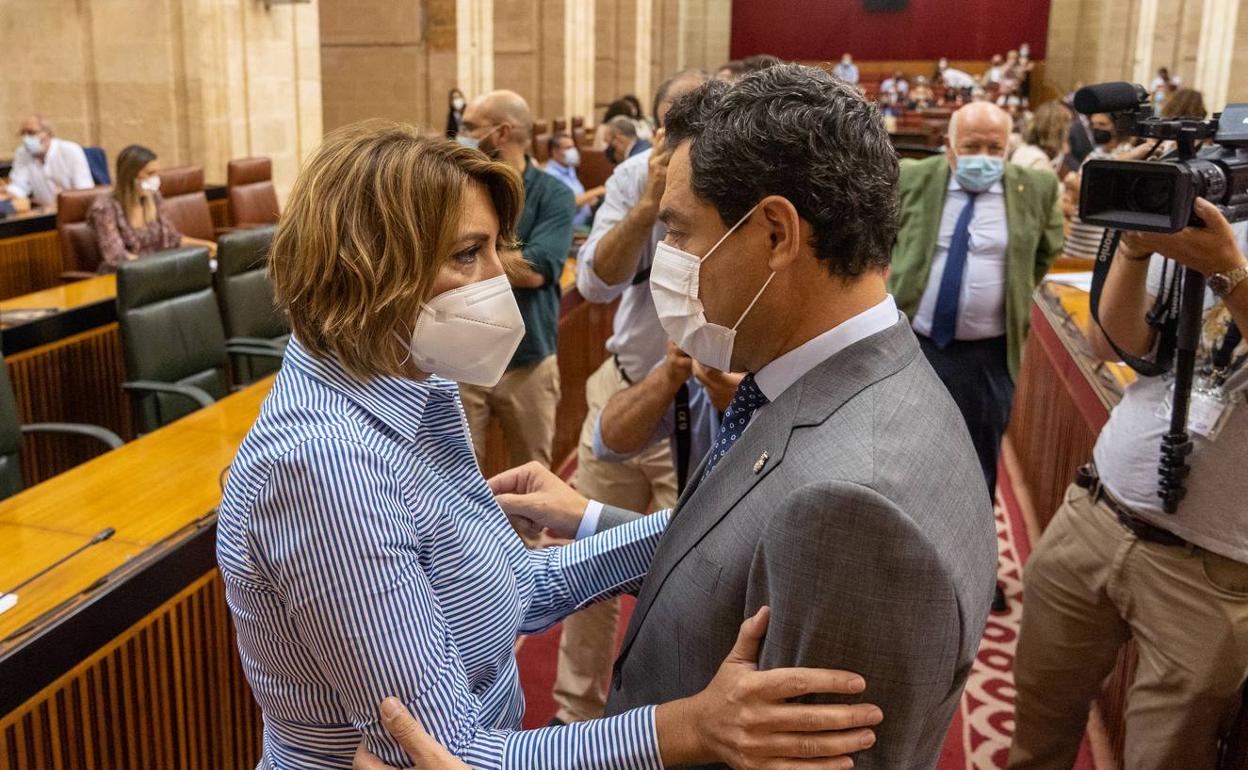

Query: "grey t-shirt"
(1094, 233), (1248, 563)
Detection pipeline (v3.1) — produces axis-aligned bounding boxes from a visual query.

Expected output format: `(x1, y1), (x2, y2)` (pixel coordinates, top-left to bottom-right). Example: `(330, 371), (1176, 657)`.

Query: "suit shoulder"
(899, 154), (946, 183)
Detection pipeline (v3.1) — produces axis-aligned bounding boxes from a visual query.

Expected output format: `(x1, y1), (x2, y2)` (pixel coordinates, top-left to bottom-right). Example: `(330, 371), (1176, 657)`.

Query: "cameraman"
(1008, 198), (1248, 770)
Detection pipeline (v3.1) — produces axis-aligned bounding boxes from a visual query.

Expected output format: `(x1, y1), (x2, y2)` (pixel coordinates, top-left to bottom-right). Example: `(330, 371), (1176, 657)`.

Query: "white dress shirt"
(755, 294), (901, 402)
(575, 149), (668, 382)
(6, 137), (94, 207)
(579, 294), (902, 539)
(912, 177), (1009, 341)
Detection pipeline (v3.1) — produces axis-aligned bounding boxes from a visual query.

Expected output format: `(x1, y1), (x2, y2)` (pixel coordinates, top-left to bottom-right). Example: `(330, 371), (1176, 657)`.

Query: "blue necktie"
(930, 192), (979, 349)
(703, 374), (769, 477)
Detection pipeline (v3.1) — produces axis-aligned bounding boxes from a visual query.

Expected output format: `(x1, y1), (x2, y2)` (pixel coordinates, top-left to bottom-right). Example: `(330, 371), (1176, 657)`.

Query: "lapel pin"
(753, 450), (769, 474)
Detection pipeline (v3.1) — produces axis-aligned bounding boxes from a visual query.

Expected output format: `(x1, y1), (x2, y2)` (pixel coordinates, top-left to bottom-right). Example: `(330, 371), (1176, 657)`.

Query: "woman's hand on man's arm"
(358, 607), (882, 770)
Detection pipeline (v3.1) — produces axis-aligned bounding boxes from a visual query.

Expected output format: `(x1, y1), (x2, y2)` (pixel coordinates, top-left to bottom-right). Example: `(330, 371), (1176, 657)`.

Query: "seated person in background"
(1011, 101), (1071, 175)
(592, 98), (638, 150)
(880, 70), (910, 105)
(909, 76), (937, 109)
(937, 59), (977, 102)
(544, 132), (605, 230)
(832, 53), (860, 85)
(87, 144), (217, 273)
(7, 115), (94, 208)
(602, 115), (651, 165)
(1009, 202), (1248, 770)
(592, 341), (741, 496)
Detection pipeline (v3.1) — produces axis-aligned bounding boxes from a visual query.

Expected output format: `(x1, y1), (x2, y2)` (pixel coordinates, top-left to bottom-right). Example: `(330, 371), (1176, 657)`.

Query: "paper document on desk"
(1046, 272), (1094, 292)
(0, 593), (16, 615)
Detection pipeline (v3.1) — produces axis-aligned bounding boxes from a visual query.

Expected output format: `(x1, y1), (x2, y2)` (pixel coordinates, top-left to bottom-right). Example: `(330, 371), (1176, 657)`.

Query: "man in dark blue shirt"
(457, 90), (576, 470)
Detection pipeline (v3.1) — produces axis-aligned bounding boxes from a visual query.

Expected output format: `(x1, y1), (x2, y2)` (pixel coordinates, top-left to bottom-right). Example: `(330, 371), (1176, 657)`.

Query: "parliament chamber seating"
(0, 354), (122, 501)
(533, 131), (553, 163)
(159, 164), (217, 242)
(213, 226), (288, 386)
(55, 187), (113, 278)
(117, 247), (282, 433)
(226, 157), (281, 227)
(576, 147), (615, 191)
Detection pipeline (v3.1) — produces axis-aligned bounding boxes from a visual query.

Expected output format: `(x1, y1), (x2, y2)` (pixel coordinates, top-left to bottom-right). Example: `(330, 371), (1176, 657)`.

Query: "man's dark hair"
(547, 131), (570, 156)
(664, 63), (900, 278)
(741, 54), (784, 74)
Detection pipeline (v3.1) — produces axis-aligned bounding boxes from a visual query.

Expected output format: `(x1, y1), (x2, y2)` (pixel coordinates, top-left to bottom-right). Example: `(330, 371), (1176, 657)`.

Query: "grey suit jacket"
(599, 318), (997, 770)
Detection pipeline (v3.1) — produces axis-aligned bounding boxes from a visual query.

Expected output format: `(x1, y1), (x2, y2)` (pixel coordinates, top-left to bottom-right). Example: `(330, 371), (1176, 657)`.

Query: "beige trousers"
(1008, 483), (1248, 770)
(459, 355), (561, 470)
(552, 357), (678, 723)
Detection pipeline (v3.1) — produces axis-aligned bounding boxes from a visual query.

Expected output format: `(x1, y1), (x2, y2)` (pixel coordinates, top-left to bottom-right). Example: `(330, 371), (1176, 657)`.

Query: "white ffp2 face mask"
(403, 274), (526, 387)
(649, 204), (773, 371)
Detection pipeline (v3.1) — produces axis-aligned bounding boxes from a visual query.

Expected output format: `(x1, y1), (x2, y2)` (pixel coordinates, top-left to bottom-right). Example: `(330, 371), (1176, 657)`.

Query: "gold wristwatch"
(1209, 264), (1248, 299)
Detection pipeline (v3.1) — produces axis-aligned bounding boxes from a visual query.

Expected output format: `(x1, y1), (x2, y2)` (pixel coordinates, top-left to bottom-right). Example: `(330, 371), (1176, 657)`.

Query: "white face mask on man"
(399, 274), (526, 387)
(649, 203), (773, 371)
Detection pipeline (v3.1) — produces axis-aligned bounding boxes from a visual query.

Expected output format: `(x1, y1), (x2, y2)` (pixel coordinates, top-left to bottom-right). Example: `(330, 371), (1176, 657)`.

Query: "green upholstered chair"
(212, 226), (287, 386)
(116, 247), (281, 434)
(0, 355), (122, 500)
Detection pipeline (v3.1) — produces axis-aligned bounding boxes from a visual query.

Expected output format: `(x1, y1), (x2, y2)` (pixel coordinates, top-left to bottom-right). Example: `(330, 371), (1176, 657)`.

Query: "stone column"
(1193, 0), (1241, 110)
(458, 0), (495, 98)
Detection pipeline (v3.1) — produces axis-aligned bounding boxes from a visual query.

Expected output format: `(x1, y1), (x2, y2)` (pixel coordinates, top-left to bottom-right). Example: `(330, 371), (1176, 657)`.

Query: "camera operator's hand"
(1121, 198), (1247, 277)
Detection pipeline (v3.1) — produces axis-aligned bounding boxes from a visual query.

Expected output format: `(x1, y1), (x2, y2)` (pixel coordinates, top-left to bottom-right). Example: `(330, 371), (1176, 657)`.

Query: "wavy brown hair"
(269, 120), (523, 380)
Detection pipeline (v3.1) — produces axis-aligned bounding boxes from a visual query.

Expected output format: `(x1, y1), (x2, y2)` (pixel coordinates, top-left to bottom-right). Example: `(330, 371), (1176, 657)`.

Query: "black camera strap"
(673, 383), (691, 494)
(1205, 321), (1245, 387)
(1088, 229), (1180, 377)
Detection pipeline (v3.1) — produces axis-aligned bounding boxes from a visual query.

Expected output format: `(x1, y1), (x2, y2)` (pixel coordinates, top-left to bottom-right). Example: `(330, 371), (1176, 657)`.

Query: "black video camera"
(1074, 81), (1248, 233)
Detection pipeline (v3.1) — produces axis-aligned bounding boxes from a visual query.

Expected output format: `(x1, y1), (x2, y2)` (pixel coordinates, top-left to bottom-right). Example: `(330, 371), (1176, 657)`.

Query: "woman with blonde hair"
(1011, 101), (1072, 175)
(216, 120), (881, 770)
(86, 144), (216, 272)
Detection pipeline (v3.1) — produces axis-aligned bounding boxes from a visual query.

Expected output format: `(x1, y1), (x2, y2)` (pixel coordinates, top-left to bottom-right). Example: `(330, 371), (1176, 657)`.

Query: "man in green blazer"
(889, 102), (1062, 608)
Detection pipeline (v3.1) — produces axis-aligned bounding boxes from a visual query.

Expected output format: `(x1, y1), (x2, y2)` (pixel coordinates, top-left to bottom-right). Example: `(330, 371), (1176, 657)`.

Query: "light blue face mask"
(456, 134), (481, 150)
(955, 154), (1005, 193)
(21, 134), (42, 155)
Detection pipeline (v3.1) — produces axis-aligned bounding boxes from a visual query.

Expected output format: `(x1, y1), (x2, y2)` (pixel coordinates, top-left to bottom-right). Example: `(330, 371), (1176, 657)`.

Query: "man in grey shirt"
(1009, 207), (1248, 770)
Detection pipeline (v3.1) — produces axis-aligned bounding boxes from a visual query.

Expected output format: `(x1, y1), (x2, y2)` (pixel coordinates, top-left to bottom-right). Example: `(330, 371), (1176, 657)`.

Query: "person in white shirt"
(558, 67), (708, 727)
(7, 115), (94, 208)
(1009, 206), (1248, 770)
(832, 53), (860, 85)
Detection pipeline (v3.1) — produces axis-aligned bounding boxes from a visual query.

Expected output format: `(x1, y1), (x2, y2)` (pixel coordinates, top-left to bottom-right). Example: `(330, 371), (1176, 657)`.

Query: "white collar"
(947, 173), (1004, 194)
(754, 294), (900, 402)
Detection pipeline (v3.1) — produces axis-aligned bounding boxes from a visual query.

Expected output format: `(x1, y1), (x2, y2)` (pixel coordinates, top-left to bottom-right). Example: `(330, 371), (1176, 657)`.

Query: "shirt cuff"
(577, 500), (605, 540)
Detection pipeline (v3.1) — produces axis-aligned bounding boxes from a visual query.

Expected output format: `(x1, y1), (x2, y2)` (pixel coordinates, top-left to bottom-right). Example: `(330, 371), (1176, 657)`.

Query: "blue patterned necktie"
(930, 191), (979, 349)
(702, 374), (769, 477)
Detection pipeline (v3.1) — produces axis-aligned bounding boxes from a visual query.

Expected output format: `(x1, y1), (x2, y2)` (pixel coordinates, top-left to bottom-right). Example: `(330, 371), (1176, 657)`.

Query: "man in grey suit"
(362, 64), (997, 770)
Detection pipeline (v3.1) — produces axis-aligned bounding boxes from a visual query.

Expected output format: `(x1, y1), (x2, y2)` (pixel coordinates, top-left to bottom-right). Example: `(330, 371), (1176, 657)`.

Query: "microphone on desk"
(2, 527), (116, 602)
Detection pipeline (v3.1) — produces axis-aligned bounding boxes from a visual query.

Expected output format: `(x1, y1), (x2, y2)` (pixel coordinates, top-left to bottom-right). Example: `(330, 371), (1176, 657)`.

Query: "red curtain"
(729, 0), (1051, 62)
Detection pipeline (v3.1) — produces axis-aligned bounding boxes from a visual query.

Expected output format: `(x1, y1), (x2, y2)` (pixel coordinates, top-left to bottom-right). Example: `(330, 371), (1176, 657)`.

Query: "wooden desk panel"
(0, 379), (270, 550)
(0, 229), (62, 301)
(0, 525), (137, 639)
(2, 378), (272, 770)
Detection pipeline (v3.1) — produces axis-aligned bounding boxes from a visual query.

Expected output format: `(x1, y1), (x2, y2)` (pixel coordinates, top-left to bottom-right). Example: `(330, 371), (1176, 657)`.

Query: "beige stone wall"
(0, 0), (320, 202)
(1045, 0), (1247, 111)
(319, 0), (458, 134)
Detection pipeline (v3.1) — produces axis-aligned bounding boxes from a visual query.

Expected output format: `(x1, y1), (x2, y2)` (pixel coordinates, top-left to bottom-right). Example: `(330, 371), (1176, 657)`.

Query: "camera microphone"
(1073, 81), (1149, 115)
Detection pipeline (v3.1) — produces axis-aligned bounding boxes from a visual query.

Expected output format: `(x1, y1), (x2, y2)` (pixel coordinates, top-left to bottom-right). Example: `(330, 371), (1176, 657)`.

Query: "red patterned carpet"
(515, 464), (1098, 769)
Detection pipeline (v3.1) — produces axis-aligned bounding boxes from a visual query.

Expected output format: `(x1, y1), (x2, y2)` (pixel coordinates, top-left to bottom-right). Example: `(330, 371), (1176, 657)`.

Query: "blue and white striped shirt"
(217, 337), (671, 770)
